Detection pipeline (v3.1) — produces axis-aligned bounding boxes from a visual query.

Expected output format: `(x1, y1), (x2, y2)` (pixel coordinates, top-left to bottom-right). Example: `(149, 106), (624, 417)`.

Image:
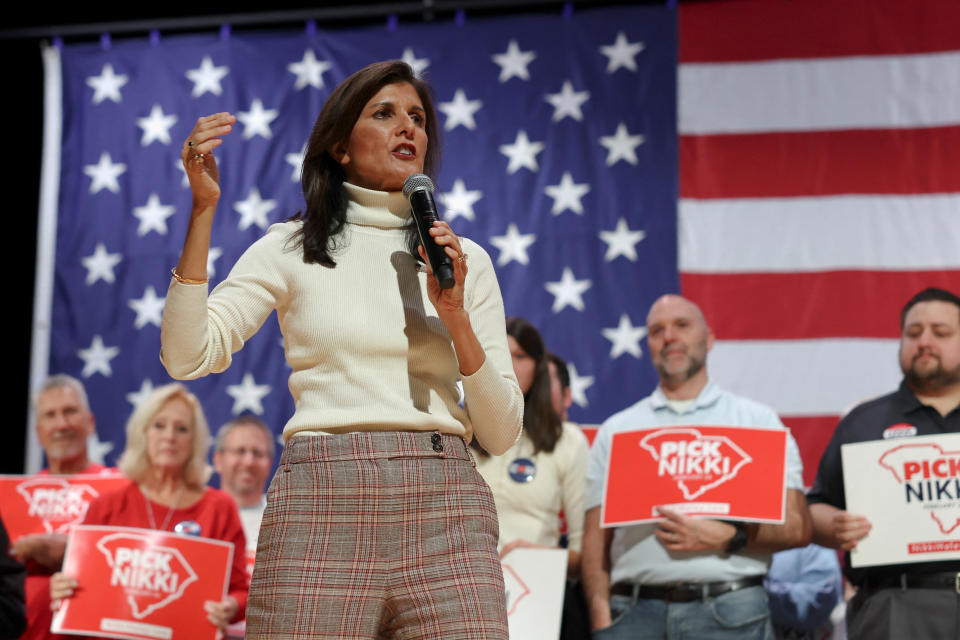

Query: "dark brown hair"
(900, 287), (960, 329)
(288, 60), (441, 266)
(472, 317), (563, 457)
(507, 317), (563, 454)
(546, 351), (570, 390)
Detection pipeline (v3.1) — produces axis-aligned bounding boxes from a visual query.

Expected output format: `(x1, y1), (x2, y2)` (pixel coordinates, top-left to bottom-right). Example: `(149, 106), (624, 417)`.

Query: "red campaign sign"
(0, 473), (127, 540)
(602, 425), (788, 527)
(52, 525), (233, 640)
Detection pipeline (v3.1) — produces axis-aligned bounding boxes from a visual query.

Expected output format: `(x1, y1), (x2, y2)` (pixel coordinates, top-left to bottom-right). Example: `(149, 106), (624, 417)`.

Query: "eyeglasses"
(221, 447), (270, 461)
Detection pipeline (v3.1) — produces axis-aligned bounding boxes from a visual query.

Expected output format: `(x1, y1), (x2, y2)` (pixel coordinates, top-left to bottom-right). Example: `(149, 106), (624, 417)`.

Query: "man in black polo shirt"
(808, 287), (960, 639)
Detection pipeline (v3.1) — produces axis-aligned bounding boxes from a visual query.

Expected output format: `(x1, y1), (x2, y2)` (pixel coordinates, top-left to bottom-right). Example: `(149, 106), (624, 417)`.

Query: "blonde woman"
(50, 383), (249, 635)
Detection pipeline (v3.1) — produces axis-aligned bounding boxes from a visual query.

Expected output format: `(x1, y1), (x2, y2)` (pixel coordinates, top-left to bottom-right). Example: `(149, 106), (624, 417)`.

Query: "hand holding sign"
(827, 510), (872, 551)
(654, 506), (739, 552)
(49, 571), (78, 609)
(204, 596), (239, 629)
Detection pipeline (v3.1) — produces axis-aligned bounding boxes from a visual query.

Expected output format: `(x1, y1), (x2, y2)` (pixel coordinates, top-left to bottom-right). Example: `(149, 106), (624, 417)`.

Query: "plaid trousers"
(246, 431), (509, 639)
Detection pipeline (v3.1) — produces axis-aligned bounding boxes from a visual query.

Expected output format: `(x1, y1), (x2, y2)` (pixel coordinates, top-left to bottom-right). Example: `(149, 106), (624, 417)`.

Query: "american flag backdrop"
(29, 3), (676, 473)
(678, 0), (960, 485)
(29, 0), (960, 489)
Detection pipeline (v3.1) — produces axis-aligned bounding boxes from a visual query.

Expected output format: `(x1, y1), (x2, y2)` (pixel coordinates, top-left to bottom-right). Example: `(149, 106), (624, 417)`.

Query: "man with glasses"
(213, 415), (276, 551)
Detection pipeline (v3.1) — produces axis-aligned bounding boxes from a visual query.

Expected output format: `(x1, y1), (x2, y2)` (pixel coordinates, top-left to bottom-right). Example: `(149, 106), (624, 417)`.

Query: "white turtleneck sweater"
(161, 183), (523, 454)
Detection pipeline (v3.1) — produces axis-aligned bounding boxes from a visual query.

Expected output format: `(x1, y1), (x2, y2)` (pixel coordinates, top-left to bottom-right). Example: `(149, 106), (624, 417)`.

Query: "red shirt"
(22, 464), (111, 640)
(35, 465), (108, 476)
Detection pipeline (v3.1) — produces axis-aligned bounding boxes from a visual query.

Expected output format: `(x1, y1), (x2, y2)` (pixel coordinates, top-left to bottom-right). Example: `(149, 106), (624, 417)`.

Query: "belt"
(864, 571), (960, 594)
(610, 575), (764, 603)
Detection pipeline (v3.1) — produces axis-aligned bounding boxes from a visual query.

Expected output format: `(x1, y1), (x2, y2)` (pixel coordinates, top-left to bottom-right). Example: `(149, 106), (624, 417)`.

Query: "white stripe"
(710, 339), (902, 417)
(28, 45), (63, 473)
(679, 194), (960, 273)
(679, 51), (960, 134)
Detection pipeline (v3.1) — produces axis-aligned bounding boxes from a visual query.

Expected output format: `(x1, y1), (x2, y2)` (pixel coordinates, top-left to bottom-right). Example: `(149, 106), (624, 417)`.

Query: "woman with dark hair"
(476, 317), (589, 579)
(161, 60), (522, 638)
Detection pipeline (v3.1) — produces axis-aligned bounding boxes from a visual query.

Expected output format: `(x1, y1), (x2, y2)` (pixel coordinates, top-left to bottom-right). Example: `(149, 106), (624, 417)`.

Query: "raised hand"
(181, 112), (236, 210)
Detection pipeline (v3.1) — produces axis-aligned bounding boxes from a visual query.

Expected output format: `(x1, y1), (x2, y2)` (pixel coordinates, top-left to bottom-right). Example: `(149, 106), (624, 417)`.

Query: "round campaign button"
(883, 423), (918, 439)
(174, 520), (202, 536)
(508, 458), (537, 483)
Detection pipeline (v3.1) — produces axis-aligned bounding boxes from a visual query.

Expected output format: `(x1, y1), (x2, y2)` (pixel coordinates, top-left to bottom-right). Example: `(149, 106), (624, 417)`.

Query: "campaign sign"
(843, 433), (960, 567)
(602, 425), (788, 527)
(0, 472), (126, 540)
(52, 525), (233, 640)
(502, 548), (567, 640)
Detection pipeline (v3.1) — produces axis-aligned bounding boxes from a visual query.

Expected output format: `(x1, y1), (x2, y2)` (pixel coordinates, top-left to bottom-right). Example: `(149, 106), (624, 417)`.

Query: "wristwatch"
(724, 522), (748, 554)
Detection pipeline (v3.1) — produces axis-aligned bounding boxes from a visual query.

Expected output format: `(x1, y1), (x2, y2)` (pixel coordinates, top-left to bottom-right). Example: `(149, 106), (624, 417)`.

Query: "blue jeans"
(593, 586), (774, 640)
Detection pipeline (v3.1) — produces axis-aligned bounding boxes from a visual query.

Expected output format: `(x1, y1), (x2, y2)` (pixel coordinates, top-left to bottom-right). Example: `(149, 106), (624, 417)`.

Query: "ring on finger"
(456, 252), (468, 264)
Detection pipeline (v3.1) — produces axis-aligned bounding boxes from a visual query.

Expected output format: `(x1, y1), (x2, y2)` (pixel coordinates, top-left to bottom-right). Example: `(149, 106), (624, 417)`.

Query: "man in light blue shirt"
(582, 295), (812, 640)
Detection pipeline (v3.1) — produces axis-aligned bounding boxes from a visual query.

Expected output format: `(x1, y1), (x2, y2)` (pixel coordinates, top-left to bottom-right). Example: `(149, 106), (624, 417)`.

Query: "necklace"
(141, 484), (185, 532)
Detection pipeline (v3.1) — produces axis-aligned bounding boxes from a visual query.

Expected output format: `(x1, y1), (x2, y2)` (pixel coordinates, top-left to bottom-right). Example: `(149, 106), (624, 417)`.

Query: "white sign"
(842, 432), (960, 567)
(502, 548), (568, 640)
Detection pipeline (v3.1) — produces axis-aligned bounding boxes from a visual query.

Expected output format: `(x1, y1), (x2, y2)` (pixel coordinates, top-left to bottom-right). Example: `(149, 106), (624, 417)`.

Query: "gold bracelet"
(170, 268), (208, 285)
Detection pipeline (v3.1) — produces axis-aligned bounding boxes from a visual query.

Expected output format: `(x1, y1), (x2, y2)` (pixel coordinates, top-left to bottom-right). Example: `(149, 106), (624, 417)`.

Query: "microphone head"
(402, 173), (434, 199)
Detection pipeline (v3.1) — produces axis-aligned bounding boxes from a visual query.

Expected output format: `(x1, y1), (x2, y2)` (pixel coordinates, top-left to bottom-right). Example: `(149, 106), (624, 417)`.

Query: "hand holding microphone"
(403, 173), (456, 290)
(404, 173), (480, 375)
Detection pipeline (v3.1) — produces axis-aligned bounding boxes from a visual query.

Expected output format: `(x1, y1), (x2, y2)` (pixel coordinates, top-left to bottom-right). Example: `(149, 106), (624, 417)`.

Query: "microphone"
(403, 173), (455, 290)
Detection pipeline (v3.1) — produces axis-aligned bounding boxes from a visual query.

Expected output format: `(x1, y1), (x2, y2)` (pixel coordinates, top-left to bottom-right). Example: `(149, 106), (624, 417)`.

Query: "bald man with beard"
(582, 295), (811, 640)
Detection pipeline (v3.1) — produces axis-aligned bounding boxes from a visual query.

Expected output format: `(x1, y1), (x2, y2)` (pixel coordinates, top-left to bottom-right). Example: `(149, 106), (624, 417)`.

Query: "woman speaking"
(161, 61), (523, 638)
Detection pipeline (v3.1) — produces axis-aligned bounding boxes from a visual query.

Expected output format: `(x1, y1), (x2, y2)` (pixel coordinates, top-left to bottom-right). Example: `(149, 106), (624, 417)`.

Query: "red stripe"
(681, 271), (960, 340)
(781, 415), (840, 488)
(680, 126), (960, 199)
(679, 0), (960, 63)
